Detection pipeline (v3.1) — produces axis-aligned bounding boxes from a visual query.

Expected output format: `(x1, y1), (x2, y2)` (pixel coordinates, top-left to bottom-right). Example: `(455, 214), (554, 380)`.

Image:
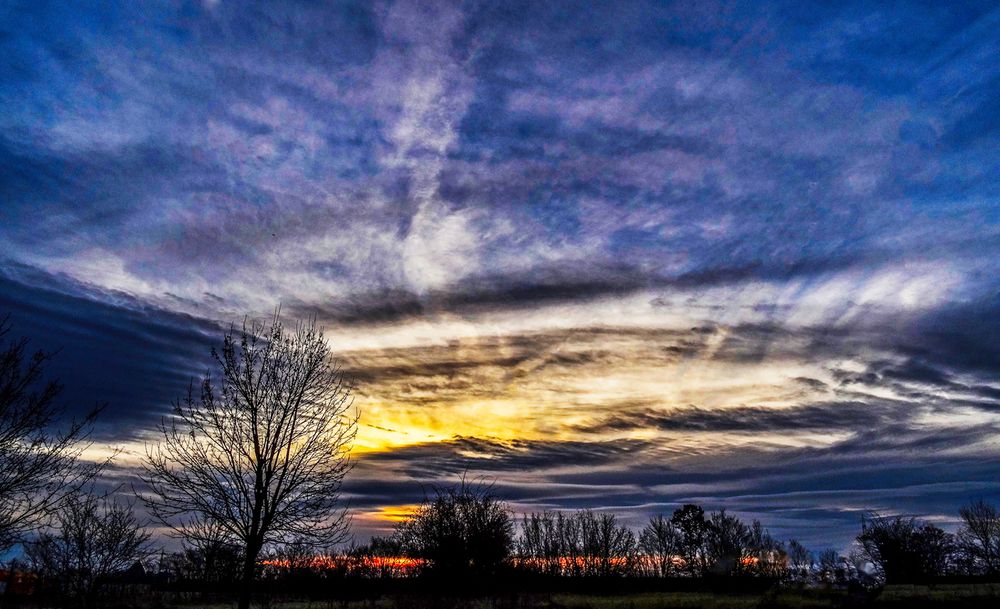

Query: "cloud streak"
(2, 0), (999, 549)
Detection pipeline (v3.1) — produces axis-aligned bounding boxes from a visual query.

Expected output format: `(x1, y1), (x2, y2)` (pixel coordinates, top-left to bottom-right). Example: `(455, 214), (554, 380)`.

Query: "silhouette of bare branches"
(141, 313), (357, 609)
(0, 315), (101, 553)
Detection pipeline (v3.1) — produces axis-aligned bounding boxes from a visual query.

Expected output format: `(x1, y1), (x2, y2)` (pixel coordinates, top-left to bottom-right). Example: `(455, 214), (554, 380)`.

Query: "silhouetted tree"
(745, 519), (786, 577)
(670, 504), (710, 576)
(703, 510), (783, 576)
(26, 490), (151, 608)
(856, 513), (955, 584)
(517, 510), (637, 577)
(347, 535), (409, 578)
(519, 511), (565, 576)
(397, 480), (514, 577)
(142, 314), (357, 609)
(264, 537), (333, 583)
(639, 514), (682, 577)
(560, 511), (584, 576)
(578, 510), (636, 577)
(173, 519), (243, 584)
(957, 499), (1000, 576)
(817, 549), (846, 584)
(0, 316), (100, 552)
(786, 539), (813, 581)
(706, 510), (750, 575)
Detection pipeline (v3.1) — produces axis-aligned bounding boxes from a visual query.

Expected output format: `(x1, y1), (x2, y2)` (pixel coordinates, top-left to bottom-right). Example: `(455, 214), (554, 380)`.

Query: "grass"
(176, 592), (800, 609)
(549, 591), (765, 608)
(142, 584), (1000, 609)
(876, 582), (1000, 603)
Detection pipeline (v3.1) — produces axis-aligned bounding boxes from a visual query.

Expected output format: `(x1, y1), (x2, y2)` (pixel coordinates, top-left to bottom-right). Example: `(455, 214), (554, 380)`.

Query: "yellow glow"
(371, 504), (421, 523)
(345, 324), (834, 456)
(77, 316), (902, 481)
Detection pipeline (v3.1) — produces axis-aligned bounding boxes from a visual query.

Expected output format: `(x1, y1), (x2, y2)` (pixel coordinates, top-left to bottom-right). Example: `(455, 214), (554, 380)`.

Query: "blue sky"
(2, 0), (999, 551)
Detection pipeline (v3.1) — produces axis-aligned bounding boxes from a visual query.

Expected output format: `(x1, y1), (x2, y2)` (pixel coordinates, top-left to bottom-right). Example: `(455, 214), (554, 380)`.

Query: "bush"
(396, 480), (514, 577)
(856, 513), (955, 584)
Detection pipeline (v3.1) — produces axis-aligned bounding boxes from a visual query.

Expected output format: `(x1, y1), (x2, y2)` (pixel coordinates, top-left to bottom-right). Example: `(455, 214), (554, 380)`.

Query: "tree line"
(354, 482), (1000, 586)
(2, 311), (1000, 607)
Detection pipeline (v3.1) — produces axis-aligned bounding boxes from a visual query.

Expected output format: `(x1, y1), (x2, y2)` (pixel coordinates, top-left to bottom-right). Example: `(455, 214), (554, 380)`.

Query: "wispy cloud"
(2, 0), (999, 548)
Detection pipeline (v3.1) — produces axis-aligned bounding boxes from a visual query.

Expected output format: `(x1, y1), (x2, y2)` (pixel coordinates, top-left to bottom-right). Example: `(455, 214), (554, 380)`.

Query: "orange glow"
(511, 555), (633, 571)
(262, 555), (426, 574)
(259, 553), (783, 576)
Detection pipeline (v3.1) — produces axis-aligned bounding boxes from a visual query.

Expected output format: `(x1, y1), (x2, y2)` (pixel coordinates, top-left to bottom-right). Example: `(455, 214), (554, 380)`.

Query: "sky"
(1, 0), (999, 551)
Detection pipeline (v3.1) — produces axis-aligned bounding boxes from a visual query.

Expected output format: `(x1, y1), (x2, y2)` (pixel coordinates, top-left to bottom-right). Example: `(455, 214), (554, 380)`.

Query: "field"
(171, 584), (1000, 609)
(550, 584), (1000, 607)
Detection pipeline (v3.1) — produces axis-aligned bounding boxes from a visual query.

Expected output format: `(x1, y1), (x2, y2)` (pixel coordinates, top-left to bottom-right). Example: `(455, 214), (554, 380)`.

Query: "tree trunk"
(237, 541), (261, 609)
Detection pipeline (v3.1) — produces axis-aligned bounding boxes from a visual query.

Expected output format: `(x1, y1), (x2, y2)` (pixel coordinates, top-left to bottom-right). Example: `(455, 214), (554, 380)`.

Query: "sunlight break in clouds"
(1, 0), (999, 549)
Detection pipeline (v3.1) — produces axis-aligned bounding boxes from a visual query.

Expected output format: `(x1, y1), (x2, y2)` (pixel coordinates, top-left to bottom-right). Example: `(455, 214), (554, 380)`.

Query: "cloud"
(358, 436), (654, 477)
(2, 0), (999, 548)
(343, 414), (1000, 547)
(3, 0), (997, 322)
(0, 262), (221, 439)
(573, 401), (901, 435)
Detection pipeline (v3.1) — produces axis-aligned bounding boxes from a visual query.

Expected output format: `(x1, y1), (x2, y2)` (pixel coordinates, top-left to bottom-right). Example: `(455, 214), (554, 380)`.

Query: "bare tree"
(706, 509), (751, 575)
(175, 518), (244, 584)
(519, 511), (567, 576)
(26, 489), (151, 608)
(346, 535), (409, 578)
(141, 314), (357, 609)
(639, 514), (682, 577)
(560, 511), (584, 576)
(0, 315), (100, 552)
(744, 519), (785, 577)
(786, 539), (813, 581)
(957, 499), (1000, 575)
(670, 504), (710, 576)
(517, 510), (636, 577)
(579, 510), (636, 577)
(817, 548), (844, 583)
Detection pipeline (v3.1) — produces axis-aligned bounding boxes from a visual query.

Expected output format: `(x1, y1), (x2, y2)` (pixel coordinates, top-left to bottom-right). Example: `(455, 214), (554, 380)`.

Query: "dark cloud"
(574, 401), (902, 435)
(900, 295), (1000, 375)
(359, 436), (654, 478)
(0, 262), (220, 439)
(284, 257), (895, 326)
(346, 419), (1000, 547)
(283, 266), (651, 325)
